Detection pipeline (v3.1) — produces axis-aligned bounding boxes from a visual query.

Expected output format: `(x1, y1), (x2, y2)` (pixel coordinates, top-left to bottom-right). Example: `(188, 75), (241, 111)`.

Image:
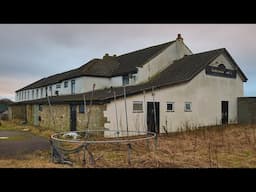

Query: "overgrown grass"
(1, 120), (256, 168)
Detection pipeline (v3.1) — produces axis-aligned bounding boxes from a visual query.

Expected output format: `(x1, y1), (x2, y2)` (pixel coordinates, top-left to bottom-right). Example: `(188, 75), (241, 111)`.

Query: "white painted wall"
(136, 40), (192, 84)
(110, 76), (123, 87)
(104, 57), (244, 137)
(210, 54), (234, 69)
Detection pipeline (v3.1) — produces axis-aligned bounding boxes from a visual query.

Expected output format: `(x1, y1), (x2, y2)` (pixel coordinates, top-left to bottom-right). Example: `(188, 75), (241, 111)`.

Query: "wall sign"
(205, 65), (237, 78)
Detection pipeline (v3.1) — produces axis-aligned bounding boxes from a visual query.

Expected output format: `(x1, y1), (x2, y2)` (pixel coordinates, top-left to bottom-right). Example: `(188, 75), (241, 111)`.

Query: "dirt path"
(0, 130), (49, 158)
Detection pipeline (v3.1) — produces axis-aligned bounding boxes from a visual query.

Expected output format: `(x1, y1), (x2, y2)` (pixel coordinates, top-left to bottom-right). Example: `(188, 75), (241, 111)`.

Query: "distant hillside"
(0, 98), (13, 113)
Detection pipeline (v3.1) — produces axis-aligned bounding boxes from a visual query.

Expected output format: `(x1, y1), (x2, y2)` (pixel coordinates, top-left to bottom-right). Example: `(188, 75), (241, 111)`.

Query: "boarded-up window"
(133, 101), (143, 113)
(185, 102), (192, 112)
(167, 102), (175, 112)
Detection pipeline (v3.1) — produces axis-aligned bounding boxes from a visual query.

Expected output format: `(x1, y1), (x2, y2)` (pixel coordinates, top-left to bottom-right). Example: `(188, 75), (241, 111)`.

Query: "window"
(45, 87), (48, 97)
(36, 89), (39, 99)
(41, 88), (43, 98)
(32, 90), (34, 99)
(79, 104), (85, 113)
(133, 101), (143, 113)
(71, 80), (75, 94)
(39, 104), (43, 111)
(122, 75), (129, 86)
(184, 102), (192, 112)
(167, 102), (175, 112)
(64, 81), (68, 88)
(56, 83), (61, 89)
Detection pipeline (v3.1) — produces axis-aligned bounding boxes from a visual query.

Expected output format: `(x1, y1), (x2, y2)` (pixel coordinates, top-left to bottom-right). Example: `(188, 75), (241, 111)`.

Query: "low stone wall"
(77, 104), (107, 131)
(9, 103), (107, 133)
(8, 105), (26, 121)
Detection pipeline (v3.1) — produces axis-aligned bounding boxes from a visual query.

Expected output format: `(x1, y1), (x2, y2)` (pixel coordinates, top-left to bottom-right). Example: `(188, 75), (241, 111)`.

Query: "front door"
(147, 102), (160, 133)
(221, 101), (229, 124)
(70, 104), (77, 131)
(33, 104), (39, 126)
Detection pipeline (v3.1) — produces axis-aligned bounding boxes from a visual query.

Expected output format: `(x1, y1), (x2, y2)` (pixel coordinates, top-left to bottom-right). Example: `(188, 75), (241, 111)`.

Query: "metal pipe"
(123, 86), (129, 136)
(113, 91), (119, 137)
(47, 95), (56, 128)
(83, 94), (87, 130)
(87, 84), (95, 131)
(152, 87), (157, 133)
(143, 90), (147, 132)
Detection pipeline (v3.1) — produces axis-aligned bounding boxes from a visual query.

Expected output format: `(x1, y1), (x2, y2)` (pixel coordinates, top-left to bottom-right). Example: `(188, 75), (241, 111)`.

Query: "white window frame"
(64, 81), (68, 88)
(71, 80), (75, 94)
(166, 102), (175, 112)
(56, 83), (61, 89)
(184, 102), (192, 112)
(133, 101), (143, 113)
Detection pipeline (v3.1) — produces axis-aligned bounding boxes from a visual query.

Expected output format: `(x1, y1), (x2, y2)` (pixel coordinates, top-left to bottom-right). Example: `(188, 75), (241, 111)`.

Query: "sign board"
(205, 65), (236, 78)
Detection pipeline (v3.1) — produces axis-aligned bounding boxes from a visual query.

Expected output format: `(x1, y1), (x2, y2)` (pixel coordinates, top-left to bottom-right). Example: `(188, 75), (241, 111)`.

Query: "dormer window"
(122, 75), (129, 86)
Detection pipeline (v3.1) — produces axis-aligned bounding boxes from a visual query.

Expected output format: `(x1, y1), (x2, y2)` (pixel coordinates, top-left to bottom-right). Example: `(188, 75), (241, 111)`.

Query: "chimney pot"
(177, 33), (183, 40)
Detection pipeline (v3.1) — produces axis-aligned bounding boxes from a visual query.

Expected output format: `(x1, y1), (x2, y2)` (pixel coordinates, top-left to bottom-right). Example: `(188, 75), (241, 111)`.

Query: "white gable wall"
(104, 64), (244, 137)
(210, 54), (235, 69)
(136, 41), (192, 84)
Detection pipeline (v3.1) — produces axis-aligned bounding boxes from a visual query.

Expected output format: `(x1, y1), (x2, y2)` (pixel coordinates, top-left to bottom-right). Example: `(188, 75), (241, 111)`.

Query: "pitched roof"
(16, 41), (175, 92)
(14, 48), (247, 105)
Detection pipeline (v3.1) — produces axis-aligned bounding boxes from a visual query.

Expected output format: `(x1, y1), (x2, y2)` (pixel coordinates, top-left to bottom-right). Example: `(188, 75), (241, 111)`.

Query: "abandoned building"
(9, 34), (248, 136)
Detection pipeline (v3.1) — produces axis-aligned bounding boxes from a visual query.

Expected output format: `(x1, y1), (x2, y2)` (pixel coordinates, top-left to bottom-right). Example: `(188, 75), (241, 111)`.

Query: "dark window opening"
(218, 64), (226, 69)
(79, 104), (85, 113)
(122, 75), (129, 86)
(167, 102), (175, 112)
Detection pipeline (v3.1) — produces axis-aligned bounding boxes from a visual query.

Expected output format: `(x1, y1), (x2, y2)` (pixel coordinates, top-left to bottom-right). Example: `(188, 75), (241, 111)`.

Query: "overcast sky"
(0, 24), (255, 101)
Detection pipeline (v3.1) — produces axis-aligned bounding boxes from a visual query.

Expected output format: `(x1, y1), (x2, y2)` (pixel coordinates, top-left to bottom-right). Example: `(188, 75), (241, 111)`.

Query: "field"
(1, 120), (256, 168)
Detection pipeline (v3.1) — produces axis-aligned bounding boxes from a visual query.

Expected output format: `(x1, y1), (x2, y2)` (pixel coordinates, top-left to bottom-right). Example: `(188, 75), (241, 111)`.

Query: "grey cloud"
(0, 24), (256, 100)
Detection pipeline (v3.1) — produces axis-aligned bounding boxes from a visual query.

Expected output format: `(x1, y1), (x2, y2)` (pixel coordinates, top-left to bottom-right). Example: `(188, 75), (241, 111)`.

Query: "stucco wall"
(136, 41), (192, 84)
(104, 57), (244, 136)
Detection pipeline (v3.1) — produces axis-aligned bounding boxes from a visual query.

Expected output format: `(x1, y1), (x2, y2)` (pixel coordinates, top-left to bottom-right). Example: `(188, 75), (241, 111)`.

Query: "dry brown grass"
(1, 121), (256, 168)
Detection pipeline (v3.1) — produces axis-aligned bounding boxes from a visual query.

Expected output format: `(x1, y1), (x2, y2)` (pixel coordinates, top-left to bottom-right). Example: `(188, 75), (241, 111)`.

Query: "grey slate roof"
(14, 48), (248, 105)
(16, 41), (174, 92)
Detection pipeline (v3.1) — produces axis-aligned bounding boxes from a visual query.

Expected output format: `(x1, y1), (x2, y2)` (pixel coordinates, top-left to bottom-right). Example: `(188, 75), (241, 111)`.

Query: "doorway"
(221, 101), (229, 124)
(70, 104), (77, 131)
(147, 102), (160, 133)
